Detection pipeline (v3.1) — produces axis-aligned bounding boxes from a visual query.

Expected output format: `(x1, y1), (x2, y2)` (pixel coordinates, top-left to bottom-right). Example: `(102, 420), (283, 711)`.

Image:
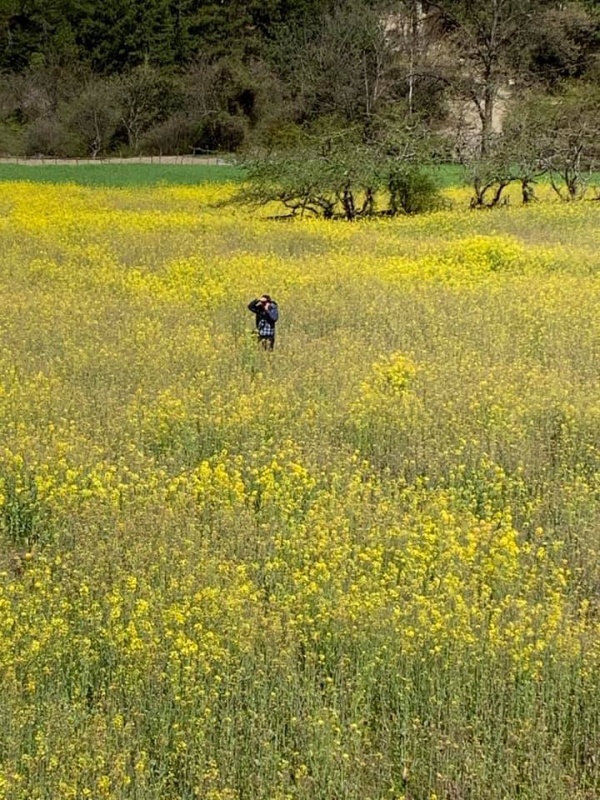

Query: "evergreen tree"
(80, 0), (175, 72)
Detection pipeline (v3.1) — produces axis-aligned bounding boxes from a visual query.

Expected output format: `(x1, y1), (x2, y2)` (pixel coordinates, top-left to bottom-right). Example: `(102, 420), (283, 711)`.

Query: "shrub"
(195, 112), (248, 153)
(140, 113), (196, 156)
(0, 120), (24, 156)
(389, 167), (444, 215)
(24, 116), (76, 157)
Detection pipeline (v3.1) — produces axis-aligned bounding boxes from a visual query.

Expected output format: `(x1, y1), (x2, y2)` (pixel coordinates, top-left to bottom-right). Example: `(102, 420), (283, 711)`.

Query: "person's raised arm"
(248, 298), (261, 313)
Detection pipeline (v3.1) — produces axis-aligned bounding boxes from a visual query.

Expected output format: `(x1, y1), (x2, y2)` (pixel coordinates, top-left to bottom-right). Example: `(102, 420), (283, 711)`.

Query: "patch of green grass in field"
(428, 163), (467, 187)
(0, 161), (466, 190)
(0, 161), (597, 194)
(0, 162), (244, 186)
(430, 163), (600, 191)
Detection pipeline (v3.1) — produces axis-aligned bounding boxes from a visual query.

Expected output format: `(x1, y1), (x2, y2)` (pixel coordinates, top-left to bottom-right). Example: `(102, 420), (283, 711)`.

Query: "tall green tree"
(167, 0), (337, 61)
(526, 1), (600, 84)
(80, 0), (175, 72)
(0, 0), (96, 70)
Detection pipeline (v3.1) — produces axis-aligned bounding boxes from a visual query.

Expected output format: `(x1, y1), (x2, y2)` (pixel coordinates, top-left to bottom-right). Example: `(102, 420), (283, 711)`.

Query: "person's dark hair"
(262, 294), (271, 302)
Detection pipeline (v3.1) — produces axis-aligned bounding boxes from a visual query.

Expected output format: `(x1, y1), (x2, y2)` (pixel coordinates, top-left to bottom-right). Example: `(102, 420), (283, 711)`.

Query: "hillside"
(0, 0), (598, 158)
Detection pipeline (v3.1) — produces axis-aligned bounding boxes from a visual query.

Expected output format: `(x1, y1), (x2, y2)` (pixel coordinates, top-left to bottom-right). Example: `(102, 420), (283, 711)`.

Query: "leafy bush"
(0, 120), (24, 156)
(24, 116), (76, 157)
(140, 114), (196, 156)
(389, 167), (444, 215)
(195, 112), (249, 153)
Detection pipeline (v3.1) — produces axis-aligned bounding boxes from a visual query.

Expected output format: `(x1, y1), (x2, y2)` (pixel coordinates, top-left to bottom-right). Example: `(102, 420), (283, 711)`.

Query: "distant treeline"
(0, 0), (598, 158)
(0, 0), (339, 72)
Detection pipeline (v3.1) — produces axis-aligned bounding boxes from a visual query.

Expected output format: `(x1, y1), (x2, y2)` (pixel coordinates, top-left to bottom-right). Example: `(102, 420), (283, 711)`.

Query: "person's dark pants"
(259, 335), (275, 351)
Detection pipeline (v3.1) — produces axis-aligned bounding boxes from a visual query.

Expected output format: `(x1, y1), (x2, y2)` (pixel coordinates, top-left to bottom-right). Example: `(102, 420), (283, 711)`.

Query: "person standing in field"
(248, 294), (279, 350)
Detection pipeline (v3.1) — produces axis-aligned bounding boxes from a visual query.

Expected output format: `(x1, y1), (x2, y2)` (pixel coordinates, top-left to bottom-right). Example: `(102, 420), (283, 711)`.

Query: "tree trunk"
(408, 0), (423, 117)
(481, 74), (495, 156)
(342, 188), (356, 221)
(408, 1), (423, 116)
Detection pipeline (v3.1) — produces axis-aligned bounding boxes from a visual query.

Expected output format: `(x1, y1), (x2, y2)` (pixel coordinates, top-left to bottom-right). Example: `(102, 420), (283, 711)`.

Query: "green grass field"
(0, 161), (465, 189)
(0, 162), (244, 187)
(0, 161), (596, 194)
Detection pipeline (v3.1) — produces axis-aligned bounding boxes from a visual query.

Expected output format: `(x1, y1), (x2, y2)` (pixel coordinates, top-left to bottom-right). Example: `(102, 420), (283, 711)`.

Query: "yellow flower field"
(1, 181), (600, 799)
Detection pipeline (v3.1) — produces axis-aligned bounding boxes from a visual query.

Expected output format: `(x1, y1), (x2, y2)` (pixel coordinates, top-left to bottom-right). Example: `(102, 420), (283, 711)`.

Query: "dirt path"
(0, 155), (232, 167)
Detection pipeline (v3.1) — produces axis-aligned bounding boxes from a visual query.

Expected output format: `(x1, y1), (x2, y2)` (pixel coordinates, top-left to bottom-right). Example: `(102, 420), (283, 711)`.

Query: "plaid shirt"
(248, 298), (278, 338)
(257, 316), (276, 337)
